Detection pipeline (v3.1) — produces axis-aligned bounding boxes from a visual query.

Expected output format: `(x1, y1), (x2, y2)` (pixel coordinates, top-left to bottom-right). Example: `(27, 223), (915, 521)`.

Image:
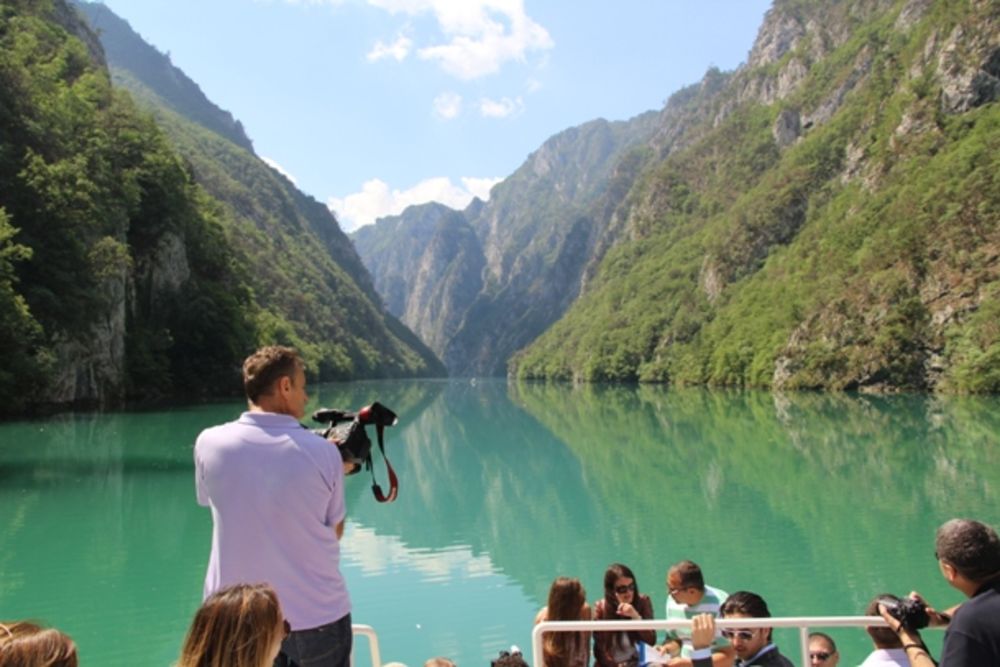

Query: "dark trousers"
(275, 613), (353, 667)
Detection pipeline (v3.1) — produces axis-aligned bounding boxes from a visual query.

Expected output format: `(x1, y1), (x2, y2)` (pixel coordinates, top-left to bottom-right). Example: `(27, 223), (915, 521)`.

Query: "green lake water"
(1, 379), (998, 666)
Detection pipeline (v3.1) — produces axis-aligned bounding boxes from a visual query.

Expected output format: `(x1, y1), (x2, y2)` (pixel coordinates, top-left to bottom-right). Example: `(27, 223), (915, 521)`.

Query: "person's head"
(242, 346), (308, 418)
(808, 632), (839, 667)
(547, 576), (586, 621)
(603, 563), (641, 613)
(719, 591), (772, 660)
(935, 518), (1000, 593)
(667, 560), (706, 606)
(0, 621), (78, 667)
(864, 596), (903, 649)
(491, 648), (527, 667)
(424, 658), (455, 667)
(178, 582), (288, 667)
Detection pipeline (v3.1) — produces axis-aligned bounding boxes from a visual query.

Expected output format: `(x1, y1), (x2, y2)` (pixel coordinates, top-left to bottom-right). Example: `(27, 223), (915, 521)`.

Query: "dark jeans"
(275, 613), (353, 667)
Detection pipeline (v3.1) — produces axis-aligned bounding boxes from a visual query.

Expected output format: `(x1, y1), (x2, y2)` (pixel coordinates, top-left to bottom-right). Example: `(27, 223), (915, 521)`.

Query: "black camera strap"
(370, 422), (398, 503)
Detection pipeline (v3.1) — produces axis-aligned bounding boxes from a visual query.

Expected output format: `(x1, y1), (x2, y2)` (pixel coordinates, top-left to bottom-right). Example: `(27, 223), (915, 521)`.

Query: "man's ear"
(277, 374), (293, 394)
(939, 559), (958, 583)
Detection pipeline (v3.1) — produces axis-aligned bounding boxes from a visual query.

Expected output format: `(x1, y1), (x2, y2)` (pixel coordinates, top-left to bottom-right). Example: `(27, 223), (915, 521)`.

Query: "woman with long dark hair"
(535, 576), (593, 667)
(592, 563), (655, 667)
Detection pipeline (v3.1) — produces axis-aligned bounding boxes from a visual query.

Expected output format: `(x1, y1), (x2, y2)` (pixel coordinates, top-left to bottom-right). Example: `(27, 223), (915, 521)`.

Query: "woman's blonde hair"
(177, 583), (285, 667)
(0, 620), (78, 667)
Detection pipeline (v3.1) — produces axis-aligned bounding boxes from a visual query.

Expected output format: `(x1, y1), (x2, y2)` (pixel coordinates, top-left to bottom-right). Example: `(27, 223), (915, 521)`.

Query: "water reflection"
(1, 381), (998, 666)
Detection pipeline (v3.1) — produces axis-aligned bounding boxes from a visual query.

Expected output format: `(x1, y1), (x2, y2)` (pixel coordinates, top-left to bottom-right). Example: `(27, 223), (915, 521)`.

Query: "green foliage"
(0, 1), (441, 413)
(512, 1), (1000, 393)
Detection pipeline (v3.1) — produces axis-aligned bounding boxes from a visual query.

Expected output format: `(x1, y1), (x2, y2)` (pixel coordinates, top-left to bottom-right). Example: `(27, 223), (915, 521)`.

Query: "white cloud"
(261, 157), (298, 186)
(328, 175), (503, 231)
(433, 92), (463, 119)
(461, 176), (502, 200)
(367, 0), (554, 80)
(366, 33), (413, 62)
(479, 95), (523, 118)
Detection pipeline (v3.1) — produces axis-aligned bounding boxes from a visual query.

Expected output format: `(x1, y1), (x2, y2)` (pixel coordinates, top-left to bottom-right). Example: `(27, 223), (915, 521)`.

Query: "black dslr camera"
(312, 402), (399, 502)
(878, 593), (930, 632)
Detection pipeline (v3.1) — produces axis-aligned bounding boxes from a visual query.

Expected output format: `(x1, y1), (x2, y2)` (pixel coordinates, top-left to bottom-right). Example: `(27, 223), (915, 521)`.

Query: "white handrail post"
(798, 625), (810, 667)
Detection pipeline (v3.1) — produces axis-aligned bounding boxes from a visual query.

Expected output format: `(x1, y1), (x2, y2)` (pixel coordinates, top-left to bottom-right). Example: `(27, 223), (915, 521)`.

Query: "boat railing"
(353, 624), (384, 667)
(531, 615), (932, 667)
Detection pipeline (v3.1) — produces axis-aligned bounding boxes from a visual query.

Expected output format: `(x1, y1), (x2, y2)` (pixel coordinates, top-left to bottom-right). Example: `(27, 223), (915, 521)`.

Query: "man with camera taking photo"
(195, 345), (352, 667)
(878, 518), (1000, 666)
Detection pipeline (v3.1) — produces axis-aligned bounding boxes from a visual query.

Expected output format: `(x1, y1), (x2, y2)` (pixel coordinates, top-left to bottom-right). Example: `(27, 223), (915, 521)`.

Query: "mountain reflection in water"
(0, 380), (996, 666)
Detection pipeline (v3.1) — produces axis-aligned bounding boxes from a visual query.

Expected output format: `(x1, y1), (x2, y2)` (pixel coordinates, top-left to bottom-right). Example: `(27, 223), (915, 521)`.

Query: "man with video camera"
(878, 518), (1000, 666)
(195, 345), (352, 667)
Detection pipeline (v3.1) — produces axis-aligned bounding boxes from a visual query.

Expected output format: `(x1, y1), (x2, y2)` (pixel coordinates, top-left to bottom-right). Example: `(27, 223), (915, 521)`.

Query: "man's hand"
(690, 614), (716, 651)
(655, 640), (681, 657)
(906, 591), (952, 627)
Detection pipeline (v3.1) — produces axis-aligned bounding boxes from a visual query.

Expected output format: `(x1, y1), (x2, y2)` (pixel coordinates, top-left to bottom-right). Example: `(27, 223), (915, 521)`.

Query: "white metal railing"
(352, 624), (384, 667)
(531, 615), (930, 667)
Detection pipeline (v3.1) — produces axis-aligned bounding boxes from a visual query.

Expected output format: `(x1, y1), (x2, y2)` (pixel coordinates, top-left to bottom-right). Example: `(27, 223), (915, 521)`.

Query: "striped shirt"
(663, 584), (728, 657)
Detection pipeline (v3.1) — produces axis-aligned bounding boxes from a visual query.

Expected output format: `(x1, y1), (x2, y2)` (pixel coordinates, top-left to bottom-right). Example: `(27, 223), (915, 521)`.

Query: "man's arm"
(878, 603), (937, 667)
(335, 519), (344, 539)
(667, 644), (733, 667)
(687, 614), (717, 667)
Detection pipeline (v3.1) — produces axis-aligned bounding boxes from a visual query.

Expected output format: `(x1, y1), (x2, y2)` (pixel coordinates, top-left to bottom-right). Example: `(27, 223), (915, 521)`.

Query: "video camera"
(312, 401), (399, 502)
(877, 593), (930, 632)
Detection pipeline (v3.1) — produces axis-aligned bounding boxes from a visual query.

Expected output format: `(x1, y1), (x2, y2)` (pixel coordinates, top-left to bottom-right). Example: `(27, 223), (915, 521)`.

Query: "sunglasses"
(720, 629), (757, 641)
(810, 652), (832, 662)
(614, 583), (636, 594)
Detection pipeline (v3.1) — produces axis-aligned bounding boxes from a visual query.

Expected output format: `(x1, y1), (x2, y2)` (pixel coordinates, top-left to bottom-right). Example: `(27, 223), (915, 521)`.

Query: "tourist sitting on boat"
(177, 582), (289, 667)
(492, 647), (529, 667)
(592, 562), (655, 667)
(859, 596), (908, 666)
(0, 620), (78, 667)
(708, 591), (793, 667)
(535, 576), (593, 667)
(879, 517), (1000, 667)
(425, 656), (455, 667)
(807, 632), (839, 666)
(656, 560), (733, 667)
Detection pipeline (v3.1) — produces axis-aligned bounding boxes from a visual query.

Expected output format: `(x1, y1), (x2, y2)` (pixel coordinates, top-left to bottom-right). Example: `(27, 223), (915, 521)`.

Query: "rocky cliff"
(354, 113), (659, 376)
(356, 0), (1000, 392)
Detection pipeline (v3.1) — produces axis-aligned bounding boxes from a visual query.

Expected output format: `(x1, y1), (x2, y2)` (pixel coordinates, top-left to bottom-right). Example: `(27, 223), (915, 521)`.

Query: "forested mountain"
(357, 0), (1000, 392)
(0, 0), (441, 415)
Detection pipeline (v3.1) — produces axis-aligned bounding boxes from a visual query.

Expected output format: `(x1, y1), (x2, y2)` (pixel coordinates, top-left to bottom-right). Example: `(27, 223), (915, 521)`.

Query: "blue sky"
(95, 0), (773, 231)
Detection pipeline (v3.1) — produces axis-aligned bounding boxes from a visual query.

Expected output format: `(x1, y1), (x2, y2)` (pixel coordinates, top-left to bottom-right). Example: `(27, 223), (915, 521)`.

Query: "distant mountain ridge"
(353, 112), (660, 375)
(77, 3), (255, 152)
(0, 0), (442, 414)
(71, 0), (443, 384)
(355, 0), (1000, 392)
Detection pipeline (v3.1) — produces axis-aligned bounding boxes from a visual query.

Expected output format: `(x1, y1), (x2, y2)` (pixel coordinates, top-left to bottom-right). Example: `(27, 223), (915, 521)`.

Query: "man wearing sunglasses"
(657, 560), (734, 667)
(688, 591), (793, 667)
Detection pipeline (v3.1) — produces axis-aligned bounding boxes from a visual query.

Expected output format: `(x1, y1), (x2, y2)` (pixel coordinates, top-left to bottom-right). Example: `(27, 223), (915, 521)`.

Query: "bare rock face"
(49, 268), (128, 406)
(772, 107), (802, 147)
(938, 21), (1000, 113)
(747, 9), (807, 70)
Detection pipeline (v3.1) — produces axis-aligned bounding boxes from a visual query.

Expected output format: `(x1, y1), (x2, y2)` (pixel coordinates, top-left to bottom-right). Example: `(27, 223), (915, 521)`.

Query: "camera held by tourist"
(877, 518), (1000, 667)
